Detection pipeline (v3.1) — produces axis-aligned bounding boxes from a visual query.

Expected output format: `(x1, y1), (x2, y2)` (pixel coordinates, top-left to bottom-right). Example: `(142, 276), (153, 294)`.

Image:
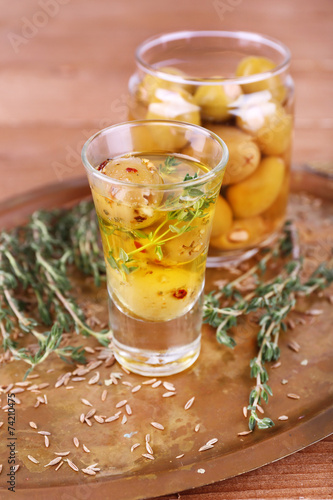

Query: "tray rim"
(0, 166), (332, 499)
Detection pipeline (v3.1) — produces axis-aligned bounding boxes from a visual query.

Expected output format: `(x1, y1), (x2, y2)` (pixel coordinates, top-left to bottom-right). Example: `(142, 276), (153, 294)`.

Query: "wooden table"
(1, 0), (332, 498)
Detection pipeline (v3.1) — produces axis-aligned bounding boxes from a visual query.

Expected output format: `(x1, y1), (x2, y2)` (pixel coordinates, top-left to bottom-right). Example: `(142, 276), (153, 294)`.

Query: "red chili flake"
(173, 289), (187, 299)
(134, 241), (146, 253)
(134, 216), (147, 222)
(126, 168), (138, 173)
(97, 160), (110, 171)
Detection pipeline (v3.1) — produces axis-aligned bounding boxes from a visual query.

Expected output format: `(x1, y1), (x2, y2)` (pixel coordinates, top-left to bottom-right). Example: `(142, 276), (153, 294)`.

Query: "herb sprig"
(99, 167), (216, 276)
(204, 222), (333, 430)
(0, 202), (111, 375)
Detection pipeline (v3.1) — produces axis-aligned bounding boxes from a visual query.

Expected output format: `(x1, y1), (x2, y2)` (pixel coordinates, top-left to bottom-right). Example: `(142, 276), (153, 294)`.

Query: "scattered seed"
(150, 422), (164, 430)
(44, 457), (62, 467)
(54, 452), (70, 456)
(162, 392), (175, 398)
(44, 436), (50, 448)
(199, 444), (214, 452)
(87, 360), (103, 371)
(287, 393), (300, 400)
(12, 465), (20, 472)
(72, 377), (86, 382)
(11, 387), (25, 394)
(85, 408), (96, 419)
(85, 418), (92, 427)
(176, 454), (184, 459)
(94, 415), (104, 424)
(105, 415), (119, 423)
(27, 374), (39, 379)
(281, 379), (288, 385)
(206, 438), (218, 446)
(121, 366), (130, 375)
(288, 340), (300, 353)
(305, 309), (323, 316)
(81, 398), (93, 407)
(88, 372), (100, 385)
(44, 394), (48, 404)
(82, 468), (96, 476)
(38, 431), (51, 436)
(142, 454), (154, 460)
(142, 378), (156, 385)
(73, 437), (79, 448)
(0, 465), (2, 474)
(122, 381), (132, 387)
(184, 397), (195, 410)
(278, 415), (289, 421)
(257, 405), (264, 414)
(121, 415), (127, 425)
(197, 468), (205, 474)
(84, 347), (95, 354)
(287, 319), (296, 330)
(83, 444), (90, 453)
(131, 443), (140, 452)
(15, 382), (30, 387)
(301, 359), (308, 366)
(66, 459), (79, 472)
(237, 430), (253, 436)
(152, 381), (162, 388)
(101, 390), (107, 402)
(0, 422), (3, 428)
(55, 460), (64, 471)
(80, 413), (85, 423)
(243, 406), (248, 418)
(29, 421), (38, 429)
(271, 361), (282, 369)
(116, 400), (127, 409)
(146, 442), (153, 455)
(38, 383), (50, 390)
(163, 382), (175, 391)
(131, 385), (141, 393)
(28, 455), (39, 464)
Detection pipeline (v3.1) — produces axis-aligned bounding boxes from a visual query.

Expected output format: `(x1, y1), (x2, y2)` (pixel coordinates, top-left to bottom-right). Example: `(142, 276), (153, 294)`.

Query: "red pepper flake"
(134, 216), (147, 222)
(126, 168), (138, 173)
(173, 289), (187, 299)
(134, 241), (146, 253)
(97, 160), (110, 171)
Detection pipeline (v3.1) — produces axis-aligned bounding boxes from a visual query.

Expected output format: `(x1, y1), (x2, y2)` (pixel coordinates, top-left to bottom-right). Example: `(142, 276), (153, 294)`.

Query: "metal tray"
(0, 167), (332, 500)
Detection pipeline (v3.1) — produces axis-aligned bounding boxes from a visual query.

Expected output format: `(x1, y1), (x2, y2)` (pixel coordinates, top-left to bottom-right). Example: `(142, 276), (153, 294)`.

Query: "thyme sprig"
(100, 170), (216, 276)
(204, 222), (333, 430)
(0, 203), (110, 373)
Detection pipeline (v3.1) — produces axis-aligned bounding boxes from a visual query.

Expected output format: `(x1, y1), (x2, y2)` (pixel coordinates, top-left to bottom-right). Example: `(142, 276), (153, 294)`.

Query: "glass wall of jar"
(128, 31), (294, 264)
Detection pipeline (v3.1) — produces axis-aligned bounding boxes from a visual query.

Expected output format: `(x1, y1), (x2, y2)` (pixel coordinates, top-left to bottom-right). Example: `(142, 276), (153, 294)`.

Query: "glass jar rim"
(135, 30), (291, 86)
(81, 120), (229, 190)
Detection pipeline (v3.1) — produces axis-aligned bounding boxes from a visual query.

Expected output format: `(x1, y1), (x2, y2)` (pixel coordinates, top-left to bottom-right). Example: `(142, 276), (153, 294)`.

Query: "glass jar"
(128, 31), (294, 264)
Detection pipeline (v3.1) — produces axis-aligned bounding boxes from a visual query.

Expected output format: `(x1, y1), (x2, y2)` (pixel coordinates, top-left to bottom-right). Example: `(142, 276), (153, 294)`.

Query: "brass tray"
(0, 168), (333, 500)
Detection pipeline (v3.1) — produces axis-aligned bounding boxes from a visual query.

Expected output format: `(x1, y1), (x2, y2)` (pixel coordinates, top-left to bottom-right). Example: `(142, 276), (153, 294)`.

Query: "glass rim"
(81, 119), (229, 190)
(135, 30), (291, 86)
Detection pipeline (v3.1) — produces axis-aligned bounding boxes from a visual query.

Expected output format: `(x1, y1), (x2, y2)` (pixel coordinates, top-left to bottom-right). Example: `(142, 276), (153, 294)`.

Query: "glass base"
(109, 288), (203, 377)
(207, 231), (280, 267)
(113, 336), (201, 377)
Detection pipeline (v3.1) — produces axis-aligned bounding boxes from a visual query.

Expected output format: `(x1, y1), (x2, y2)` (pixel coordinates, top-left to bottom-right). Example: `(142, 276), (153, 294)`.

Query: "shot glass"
(82, 120), (228, 376)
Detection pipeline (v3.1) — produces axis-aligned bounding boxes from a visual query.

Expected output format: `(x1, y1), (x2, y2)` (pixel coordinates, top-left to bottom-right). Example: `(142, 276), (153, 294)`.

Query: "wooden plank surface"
(1, 0), (333, 498)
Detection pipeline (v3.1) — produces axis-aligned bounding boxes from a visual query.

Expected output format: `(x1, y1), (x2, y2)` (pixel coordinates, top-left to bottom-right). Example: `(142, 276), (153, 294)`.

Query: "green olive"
(146, 89), (201, 150)
(137, 66), (193, 104)
(236, 100), (292, 156)
(93, 157), (163, 229)
(226, 156), (286, 218)
(194, 84), (242, 122)
(207, 124), (261, 185)
(236, 56), (286, 103)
